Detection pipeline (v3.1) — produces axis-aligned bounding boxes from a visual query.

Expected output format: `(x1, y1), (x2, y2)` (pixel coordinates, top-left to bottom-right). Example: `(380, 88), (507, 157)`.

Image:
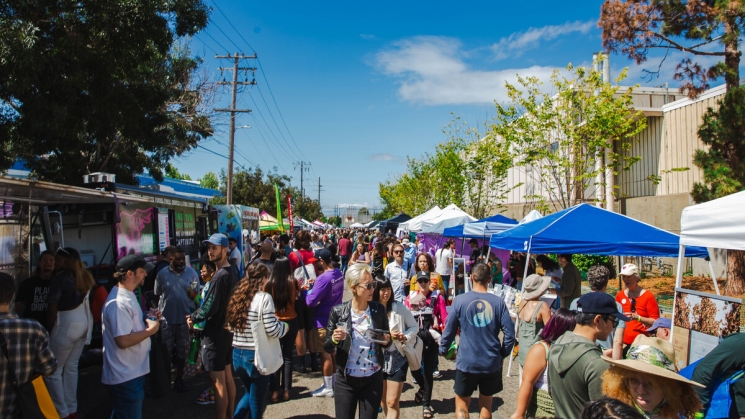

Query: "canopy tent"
(259, 211), (278, 223)
(260, 222), (290, 232)
(675, 190), (745, 294)
(397, 206), (443, 233)
(378, 212), (411, 233)
(442, 214), (518, 238)
(488, 203), (709, 257)
(366, 220), (379, 228)
(680, 190), (745, 251)
(520, 210), (543, 224)
(419, 205), (477, 234)
(349, 222), (366, 228)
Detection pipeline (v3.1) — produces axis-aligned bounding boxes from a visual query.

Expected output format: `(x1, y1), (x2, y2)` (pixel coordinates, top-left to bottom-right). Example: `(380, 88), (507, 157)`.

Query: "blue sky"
(172, 0), (719, 216)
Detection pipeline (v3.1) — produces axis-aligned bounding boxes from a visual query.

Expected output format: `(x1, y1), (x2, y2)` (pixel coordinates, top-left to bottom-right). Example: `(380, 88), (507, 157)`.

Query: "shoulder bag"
(0, 328), (59, 419)
(251, 292), (284, 375)
(292, 250), (316, 287)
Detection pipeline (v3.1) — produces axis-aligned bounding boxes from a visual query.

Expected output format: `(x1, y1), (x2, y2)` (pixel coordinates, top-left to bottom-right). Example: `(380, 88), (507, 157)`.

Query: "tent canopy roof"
(489, 203), (708, 257)
(398, 205), (444, 232)
(420, 205), (477, 234)
(442, 213), (518, 238)
(680, 191), (745, 251)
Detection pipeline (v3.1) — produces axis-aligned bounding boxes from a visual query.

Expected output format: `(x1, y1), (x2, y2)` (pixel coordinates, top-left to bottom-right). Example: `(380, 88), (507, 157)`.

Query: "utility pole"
(293, 161), (311, 200)
(317, 177), (324, 206)
(215, 52), (257, 204)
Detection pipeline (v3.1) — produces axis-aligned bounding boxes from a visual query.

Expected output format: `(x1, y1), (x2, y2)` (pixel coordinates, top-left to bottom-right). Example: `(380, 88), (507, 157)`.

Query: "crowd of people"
(1, 227), (744, 419)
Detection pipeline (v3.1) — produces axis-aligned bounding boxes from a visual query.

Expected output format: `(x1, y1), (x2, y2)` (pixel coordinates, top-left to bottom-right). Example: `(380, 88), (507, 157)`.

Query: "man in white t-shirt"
(435, 240), (454, 292)
(102, 255), (160, 419)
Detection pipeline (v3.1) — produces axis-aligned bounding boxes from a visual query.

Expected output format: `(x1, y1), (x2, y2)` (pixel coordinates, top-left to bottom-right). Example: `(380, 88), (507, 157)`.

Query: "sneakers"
(173, 379), (188, 393)
(196, 388), (215, 405)
(311, 386), (334, 398)
(432, 370), (442, 379)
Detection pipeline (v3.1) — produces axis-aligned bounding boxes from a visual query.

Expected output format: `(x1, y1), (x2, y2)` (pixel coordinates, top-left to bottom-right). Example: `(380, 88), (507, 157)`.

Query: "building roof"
(135, 175), (221, 200)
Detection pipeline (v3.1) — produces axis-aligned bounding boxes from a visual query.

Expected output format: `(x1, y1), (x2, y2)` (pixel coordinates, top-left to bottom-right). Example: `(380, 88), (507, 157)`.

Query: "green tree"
(0, 0), (212, 184)
(692, 86), (745, 294)
(492, 61), (647, 213)
(165, 163), (192, 180)
(327, 216), (342, 227)
(600, 0), (743, 96)
(199, 171), (219, 190)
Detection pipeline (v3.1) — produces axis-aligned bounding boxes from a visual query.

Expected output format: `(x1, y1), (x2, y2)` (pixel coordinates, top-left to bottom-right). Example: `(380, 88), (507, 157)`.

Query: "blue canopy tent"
(490, 203), (709, 378)
(489, 203), (709, 258)
(442, 214), (518, 238)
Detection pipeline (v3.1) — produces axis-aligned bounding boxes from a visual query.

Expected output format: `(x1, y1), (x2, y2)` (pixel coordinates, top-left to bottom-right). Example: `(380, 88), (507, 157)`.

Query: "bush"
(571, 254), (617, 279)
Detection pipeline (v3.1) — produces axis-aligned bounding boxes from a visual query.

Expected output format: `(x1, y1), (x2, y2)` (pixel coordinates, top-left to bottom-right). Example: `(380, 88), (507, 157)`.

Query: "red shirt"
(616, 289), (660, 345)
(288, 248), (315, 272)
(338, 238), (352, 257)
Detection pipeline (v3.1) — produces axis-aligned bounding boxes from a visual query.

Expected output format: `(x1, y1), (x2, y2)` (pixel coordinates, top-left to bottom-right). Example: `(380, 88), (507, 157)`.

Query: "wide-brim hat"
(522, 274), (551, 300)
(602, 335), (704, 388)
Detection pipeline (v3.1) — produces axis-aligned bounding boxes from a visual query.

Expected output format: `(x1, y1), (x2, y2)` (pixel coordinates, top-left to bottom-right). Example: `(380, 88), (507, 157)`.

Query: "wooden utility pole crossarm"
(214, 53), (258, 204)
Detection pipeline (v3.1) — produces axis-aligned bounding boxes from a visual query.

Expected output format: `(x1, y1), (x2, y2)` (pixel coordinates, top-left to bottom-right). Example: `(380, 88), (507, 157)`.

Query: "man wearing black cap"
(102, 255), (160, 419)
(548, 292), (630, 419)
(306, 248), (344, 397)
(187, 233), (240, 419)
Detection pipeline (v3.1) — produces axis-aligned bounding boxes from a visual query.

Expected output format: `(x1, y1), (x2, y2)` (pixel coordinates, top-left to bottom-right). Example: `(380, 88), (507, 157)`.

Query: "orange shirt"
(615, 289), (660, 345)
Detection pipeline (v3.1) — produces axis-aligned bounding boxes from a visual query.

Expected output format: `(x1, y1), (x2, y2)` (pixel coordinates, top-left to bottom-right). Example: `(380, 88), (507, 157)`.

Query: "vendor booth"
(671, 191), (745, 370)
(378, 212), (411, 234)
(397, 205), (443, 234)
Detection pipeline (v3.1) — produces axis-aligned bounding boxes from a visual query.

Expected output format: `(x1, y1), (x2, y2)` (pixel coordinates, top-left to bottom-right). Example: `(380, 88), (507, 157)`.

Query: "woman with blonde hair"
(226, 263), (288, 419)
(601, 335), (703, 418)
(46, 247), (96, 419)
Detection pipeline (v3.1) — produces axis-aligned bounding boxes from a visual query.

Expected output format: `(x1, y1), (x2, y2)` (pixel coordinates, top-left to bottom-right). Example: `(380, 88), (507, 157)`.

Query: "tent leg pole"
(509, 249), (531, 377)
(708, 260), (720, 296)
(675, 245), (685, 289)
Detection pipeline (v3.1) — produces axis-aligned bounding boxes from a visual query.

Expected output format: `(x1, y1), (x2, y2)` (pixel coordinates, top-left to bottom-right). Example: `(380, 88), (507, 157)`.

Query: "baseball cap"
(314, 248), (332, 263)
(416, 271), (430, 282)
(576, 292), (631, 321)
(203, 233), (229, 247)
(620, 263), (639, 276)
(646, 317), (672, 332)
(116, 255), (155, 274)
(401, 238), (410, 245)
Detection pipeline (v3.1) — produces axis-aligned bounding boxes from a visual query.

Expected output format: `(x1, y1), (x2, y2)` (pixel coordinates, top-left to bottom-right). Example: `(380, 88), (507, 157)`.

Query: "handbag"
(292, 250), (316, 287)
(0, 329), (59, 419)
(391, 304), (424, 370)
(251, 293), (284, 375)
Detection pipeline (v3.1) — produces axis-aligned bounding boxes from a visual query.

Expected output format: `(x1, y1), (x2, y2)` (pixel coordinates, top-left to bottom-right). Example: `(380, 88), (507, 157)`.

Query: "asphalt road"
(76, 355), (520, 419)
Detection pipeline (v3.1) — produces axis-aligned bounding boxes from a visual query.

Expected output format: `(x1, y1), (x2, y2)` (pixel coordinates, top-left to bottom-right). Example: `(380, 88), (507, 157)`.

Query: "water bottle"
(188, 335), (200, 365)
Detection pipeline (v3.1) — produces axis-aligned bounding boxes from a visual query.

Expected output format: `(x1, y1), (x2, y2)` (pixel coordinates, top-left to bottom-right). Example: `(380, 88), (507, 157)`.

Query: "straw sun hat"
(521, 274), (551, 300)
(602, 335), (704, 388)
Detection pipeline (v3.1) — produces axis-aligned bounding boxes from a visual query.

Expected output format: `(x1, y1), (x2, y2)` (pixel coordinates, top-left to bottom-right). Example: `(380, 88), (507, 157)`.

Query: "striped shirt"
(231, 291), (287, 350)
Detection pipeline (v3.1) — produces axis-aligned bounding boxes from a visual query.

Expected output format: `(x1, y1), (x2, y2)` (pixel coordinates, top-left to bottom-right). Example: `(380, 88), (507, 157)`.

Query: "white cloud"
(360, 34), (376, 40)
(373, 36), (558, 105)
(370, 153), (398, 161)
(491, 20), (596, 61)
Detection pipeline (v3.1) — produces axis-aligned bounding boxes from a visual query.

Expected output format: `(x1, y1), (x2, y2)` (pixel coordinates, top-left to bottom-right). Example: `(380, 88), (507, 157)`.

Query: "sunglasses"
(356, 282), (374, 290)
(602, 315), (620, 328)
(630, 298), (637, 313)
(393, 250), (403, 254)
(417, 279), (430, 283)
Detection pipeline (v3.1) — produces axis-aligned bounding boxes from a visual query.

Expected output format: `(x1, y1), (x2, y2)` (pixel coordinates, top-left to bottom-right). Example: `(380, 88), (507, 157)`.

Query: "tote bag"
(292, 250), (316, 287)
(0, 329), (59, 419)
(251, 293), (284, 375)
(390, 305), (423, 370)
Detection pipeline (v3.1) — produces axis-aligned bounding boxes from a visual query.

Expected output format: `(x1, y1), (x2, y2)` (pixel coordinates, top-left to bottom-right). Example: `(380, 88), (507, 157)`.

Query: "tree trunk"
(724, 249), (745, 296)
(723, 0), (741, 93)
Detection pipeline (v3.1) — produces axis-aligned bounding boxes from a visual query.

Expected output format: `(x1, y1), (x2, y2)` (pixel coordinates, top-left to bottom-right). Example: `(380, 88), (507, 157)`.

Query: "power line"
(210, 1), (257, 53)
(245, 89), (301, 161)
(199, 30), (231, 54)
(207, 17), (244, 53)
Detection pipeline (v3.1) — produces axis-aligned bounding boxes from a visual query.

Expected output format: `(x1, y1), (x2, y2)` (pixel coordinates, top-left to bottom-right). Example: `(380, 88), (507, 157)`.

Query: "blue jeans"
(340, 256), (349, 274)
(107, 375), (145, 419)
(233, 348), (271, 419)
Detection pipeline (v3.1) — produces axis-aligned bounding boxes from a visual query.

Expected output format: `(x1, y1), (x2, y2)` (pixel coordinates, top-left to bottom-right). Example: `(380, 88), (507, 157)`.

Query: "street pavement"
(76, 356), (520, 418)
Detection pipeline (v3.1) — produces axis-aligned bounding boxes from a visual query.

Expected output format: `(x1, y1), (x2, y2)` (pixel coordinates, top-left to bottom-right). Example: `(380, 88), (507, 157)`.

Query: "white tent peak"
(419, 205), (477, 234)
(680, 190), (745, 251)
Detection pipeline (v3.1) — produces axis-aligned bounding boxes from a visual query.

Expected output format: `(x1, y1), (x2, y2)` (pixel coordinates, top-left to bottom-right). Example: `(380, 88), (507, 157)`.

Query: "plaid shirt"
(0, 313), (57, 419)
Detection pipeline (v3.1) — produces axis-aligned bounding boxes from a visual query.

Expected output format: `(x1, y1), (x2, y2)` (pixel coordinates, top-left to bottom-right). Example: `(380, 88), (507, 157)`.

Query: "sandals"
(270, 392), (279, 403)
(422, 406), (434, 418)
(414, 389), (424, 404)
(282, 390), (290, 402)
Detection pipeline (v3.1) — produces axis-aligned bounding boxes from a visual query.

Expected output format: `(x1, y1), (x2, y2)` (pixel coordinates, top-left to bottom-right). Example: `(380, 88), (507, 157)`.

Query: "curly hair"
(601, 366), (702, 419)
(415, 252), (434, 272)
(225, 263), (270, 332)
(587, 265), (611, 291)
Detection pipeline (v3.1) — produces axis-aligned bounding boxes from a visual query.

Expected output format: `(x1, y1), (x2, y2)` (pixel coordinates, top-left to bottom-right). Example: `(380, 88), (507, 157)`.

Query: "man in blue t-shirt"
(440, 263), (515, 419)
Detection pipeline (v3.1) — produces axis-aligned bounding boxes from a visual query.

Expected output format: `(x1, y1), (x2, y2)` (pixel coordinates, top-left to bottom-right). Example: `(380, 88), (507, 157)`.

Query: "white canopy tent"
(397, 205), (443, 234)
(676, 190), (745, 294)
(519, 210), (543, 224)
(419, 205), (477, 234)
(349, 222), (366, 228)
